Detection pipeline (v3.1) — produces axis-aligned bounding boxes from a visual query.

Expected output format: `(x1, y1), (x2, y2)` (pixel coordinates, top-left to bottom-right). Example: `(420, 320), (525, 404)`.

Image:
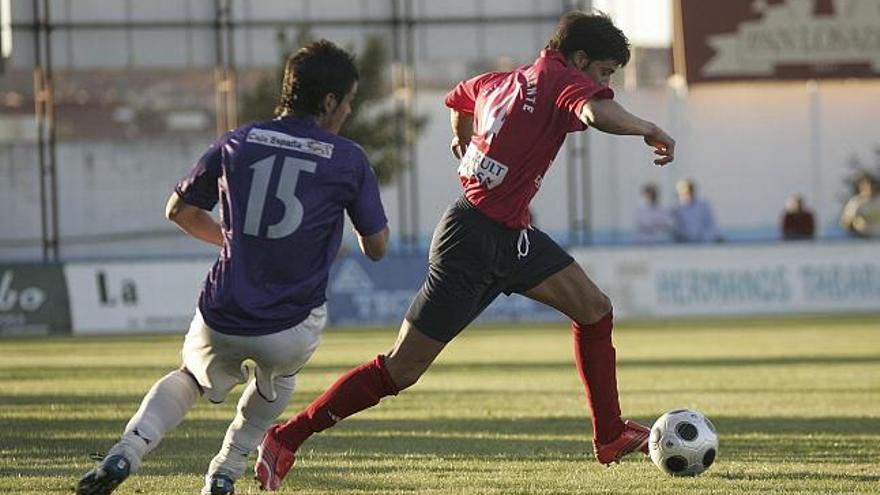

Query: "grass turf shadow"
(3, 414), (876, 475)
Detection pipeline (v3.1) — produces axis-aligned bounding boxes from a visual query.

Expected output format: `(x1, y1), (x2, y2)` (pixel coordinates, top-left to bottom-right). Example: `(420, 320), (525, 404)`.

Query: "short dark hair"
(276, 39), (359, 118)
(546, 11), (630, 66)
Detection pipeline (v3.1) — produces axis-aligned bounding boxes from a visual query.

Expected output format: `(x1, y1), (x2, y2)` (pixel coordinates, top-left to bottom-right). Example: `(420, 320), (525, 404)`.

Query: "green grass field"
(1, 316), (879, 494)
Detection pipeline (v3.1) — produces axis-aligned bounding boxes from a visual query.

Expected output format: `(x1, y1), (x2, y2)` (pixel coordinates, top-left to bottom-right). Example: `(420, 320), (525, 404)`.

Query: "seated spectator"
(780, 194), (815, 240)
(634, 183), (674, 243)
(672, 179), (722, 243)
(840, 174), (880, 238)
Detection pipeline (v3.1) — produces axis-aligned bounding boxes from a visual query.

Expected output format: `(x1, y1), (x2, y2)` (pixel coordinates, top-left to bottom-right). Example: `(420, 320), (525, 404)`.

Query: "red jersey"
(444, 49), (614, 229)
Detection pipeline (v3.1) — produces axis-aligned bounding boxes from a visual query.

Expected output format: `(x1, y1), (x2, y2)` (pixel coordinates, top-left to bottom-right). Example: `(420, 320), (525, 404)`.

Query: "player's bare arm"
(449, 109), (474, 159)
(357, 225), (390, 261)
(165, 191), (224, 246)
(581, 98), (675, 166)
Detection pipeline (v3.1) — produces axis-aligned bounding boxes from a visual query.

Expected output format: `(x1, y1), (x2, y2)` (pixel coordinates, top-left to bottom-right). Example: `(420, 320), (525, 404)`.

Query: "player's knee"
(578, 292), (612, 324)
(594, 293), (612, 319)
(385, 358), (428, 391)
(178, 366), (205, 395)
(393, 370), (422, 391)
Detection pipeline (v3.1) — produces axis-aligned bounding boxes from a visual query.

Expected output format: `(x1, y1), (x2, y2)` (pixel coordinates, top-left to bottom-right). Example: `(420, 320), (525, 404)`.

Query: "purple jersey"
(175, 117), (387, 335)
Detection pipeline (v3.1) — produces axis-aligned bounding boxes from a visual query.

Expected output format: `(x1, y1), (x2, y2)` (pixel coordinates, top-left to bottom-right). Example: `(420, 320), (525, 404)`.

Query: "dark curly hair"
(276, 39), (359, 118)
(546, 11), (630, 66)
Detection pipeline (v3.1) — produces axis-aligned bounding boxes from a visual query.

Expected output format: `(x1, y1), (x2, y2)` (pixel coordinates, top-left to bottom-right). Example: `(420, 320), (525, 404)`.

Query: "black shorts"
(405, 197), (574, 343)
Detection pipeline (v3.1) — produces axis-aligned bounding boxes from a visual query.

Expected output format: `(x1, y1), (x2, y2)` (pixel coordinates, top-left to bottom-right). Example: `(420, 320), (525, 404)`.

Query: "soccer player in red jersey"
(256, 12), (675, 490)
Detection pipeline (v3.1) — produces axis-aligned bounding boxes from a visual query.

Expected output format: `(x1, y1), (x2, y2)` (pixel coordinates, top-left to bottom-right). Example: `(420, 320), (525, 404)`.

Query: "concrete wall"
(383, 79), (880, 245)
(7, 0), (559, 71)
(0, 139), (220, 260)
(57, 240), (880, 335)
(3, 79), (879, 260)
(3, 0), (878, 259)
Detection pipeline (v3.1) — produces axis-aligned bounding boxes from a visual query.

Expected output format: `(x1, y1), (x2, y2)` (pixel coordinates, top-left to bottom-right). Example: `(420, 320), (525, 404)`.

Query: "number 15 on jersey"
(243, 155), (317, 239)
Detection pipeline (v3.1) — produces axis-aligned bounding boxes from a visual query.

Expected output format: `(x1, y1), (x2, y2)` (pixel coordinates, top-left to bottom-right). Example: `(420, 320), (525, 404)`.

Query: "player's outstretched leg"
(573, 312), (649, 464)
(76, 369), (201, 495)
(521, 262), (649, 465)
(254, 355), (399, 490)
(256, 321), (445, 490)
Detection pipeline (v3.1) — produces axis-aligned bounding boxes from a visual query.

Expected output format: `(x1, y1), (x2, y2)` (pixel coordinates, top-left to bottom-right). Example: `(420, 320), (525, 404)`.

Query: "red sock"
(275, 355), (399, 452)
(572, 311), (626, 445)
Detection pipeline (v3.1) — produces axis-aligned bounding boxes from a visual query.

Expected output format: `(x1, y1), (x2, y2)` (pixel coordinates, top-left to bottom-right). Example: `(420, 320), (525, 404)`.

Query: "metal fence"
(1, 0), (599, 261)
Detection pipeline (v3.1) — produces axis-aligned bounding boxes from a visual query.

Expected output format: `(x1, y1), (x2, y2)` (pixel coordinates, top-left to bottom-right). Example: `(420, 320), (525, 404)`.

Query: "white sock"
(108, 369), (201, 473)
(206, 375), (295, 480)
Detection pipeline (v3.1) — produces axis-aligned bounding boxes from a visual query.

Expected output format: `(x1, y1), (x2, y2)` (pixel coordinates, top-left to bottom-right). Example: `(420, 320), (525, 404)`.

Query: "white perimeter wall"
(383, 79), (880, 245)
(64, 241), (880, 335)
(2, 81), (879, 259)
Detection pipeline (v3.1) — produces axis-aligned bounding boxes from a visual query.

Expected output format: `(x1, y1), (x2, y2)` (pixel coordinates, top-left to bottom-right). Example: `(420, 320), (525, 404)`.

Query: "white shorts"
(181, 305), (327, 404)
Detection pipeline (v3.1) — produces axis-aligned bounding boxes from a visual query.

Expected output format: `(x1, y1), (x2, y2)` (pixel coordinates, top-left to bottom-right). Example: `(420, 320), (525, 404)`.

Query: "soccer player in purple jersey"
(76, 40), (389, 495)
(256, 11), (675, 491)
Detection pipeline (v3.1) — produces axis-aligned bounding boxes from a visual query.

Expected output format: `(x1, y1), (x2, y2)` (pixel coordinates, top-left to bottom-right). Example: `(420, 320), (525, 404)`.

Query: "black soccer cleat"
(202, 473), (235, 495)
(76, 454), (131, 495)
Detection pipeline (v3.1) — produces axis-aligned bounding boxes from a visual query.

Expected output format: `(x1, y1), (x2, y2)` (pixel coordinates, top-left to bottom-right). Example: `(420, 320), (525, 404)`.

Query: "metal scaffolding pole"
(15, 14), (563, 32)
(44, 0), (59, 259)
(214, 0), (238, 135)
(564, 0), (593, 244)
(391, 0), (409, 250)
(566, 136), (579, 245)
(32, 0), (58, 261)
(580, 132), (592, 245)
(404, 0), (419, 250)
(10, 2), (575, 254)
(31, 0), (47, 261)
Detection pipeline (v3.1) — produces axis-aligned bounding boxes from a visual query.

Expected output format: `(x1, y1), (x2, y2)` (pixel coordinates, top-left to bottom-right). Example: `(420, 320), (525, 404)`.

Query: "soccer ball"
(648, 409), (718, 476)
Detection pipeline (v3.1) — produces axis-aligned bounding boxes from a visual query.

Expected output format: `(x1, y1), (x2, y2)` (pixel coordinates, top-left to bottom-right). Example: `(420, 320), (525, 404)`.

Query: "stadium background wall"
(4, 241), (871, 336)
(0, 263), (71, 336)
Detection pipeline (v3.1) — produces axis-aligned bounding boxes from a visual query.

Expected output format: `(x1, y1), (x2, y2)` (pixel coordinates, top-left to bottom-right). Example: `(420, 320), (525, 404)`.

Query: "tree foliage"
(238, 27), (427, 185)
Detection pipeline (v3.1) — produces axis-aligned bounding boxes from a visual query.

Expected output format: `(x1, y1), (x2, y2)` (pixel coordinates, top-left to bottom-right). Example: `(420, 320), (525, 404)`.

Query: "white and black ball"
(649, 409), (718, 476)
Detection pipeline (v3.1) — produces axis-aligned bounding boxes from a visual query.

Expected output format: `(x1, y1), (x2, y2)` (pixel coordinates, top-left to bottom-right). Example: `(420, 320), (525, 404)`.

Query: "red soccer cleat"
(255, 426), (296, 491)
(593, 420), (650, 465)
